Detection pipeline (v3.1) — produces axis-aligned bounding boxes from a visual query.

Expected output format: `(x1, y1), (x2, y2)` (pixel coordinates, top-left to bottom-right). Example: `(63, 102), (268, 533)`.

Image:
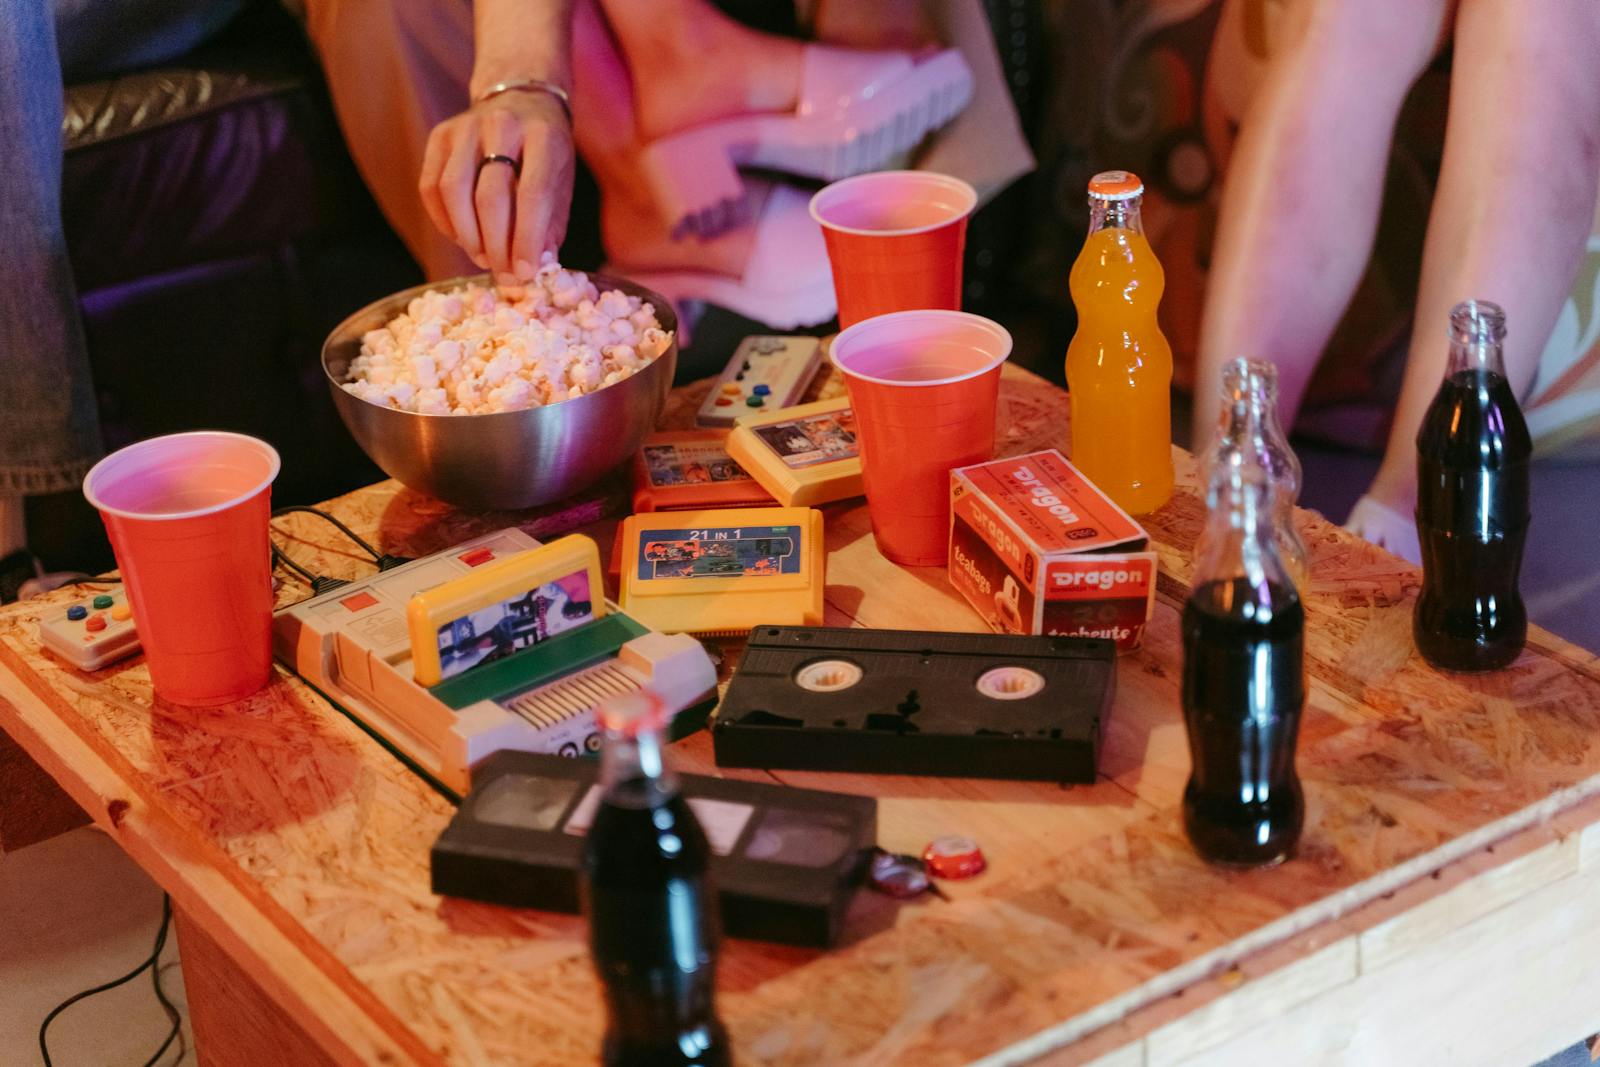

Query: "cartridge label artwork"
(637, 526), (804, 581)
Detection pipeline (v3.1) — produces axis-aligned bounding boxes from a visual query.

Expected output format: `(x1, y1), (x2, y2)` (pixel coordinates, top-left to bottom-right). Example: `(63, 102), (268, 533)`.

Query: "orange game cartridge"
(618, 507), (826, 636)
(949, 449), (1157, 651)
(724, 396), (865, 507)
(631, 429), (775, 512)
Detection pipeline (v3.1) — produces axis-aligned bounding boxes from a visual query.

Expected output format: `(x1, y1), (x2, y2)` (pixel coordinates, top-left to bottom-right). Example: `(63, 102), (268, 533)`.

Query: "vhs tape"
(432, 750), (876, 947)
(712, 626), (1116, 782)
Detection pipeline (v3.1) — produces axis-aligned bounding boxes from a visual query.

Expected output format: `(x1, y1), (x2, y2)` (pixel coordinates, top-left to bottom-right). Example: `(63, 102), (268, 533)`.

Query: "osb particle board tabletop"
(4, 362), (1600, 1067)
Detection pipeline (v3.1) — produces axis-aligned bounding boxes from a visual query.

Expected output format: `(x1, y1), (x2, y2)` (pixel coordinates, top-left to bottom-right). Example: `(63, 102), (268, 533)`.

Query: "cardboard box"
(949, 449), (1157, 652)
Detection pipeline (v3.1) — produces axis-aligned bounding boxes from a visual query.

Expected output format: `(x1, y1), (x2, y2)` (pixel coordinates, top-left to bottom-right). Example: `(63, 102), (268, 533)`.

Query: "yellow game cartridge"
(618, 507), (826, 636)
(408, 535), (605, 687)
(725, 396), (865, 508)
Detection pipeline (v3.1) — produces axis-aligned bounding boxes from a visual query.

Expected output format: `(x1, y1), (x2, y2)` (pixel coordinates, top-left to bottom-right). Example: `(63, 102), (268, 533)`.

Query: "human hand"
(418, 91), (575, 282)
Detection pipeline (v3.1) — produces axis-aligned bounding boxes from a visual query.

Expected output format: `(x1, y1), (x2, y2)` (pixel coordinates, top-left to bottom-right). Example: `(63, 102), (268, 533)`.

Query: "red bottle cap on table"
(922, 836), (986, 880)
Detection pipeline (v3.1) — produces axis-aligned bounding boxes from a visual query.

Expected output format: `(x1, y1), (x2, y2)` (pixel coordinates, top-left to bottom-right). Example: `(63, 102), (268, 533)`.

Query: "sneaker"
(1344, 495), (1421, 566)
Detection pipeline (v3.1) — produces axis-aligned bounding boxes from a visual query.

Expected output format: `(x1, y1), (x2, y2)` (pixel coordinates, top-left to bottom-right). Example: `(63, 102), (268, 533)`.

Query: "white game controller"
(39, 585), (142, 671)
(695, 335), (824, 428)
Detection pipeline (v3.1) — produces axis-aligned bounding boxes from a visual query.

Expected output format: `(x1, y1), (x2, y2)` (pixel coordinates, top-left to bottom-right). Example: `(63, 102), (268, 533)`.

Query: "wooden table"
(4, 364), (1600, 1067)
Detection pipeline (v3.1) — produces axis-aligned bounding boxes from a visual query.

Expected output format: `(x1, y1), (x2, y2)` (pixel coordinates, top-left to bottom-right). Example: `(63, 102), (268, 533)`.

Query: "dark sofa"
(35, 2), (421, 572)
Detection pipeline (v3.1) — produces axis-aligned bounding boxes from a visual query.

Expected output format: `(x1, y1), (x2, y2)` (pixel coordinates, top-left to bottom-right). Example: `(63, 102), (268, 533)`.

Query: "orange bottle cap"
(1087, 170), (1144, 201)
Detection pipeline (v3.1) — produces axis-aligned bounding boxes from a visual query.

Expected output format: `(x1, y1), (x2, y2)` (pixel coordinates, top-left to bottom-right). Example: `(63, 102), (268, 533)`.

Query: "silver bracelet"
(473, 79), (573, 124)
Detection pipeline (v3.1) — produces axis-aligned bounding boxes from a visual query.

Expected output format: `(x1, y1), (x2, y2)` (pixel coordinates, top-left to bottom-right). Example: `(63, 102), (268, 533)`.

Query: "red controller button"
(458, 547), (495, 567)
(85, 614), (108, 633)
(340, 591), (379, 612)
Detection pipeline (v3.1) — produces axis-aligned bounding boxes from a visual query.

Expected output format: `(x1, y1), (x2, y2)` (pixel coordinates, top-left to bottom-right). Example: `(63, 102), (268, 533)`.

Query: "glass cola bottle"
(581, 692), (731, 1067)
(1199, 357), (1309, 590)
(1182, 465), (1306, 867)
(1414, 300), (1531, 672)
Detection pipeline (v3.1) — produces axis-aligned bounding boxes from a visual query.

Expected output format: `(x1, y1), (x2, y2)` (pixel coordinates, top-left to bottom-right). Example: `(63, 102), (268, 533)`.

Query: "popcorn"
(416, 387), (450, 415)
(602, 343), (640, 371)
(342, 253), (671, 415)
(409, 355), (438, 389)
(567, 345), (604, 391)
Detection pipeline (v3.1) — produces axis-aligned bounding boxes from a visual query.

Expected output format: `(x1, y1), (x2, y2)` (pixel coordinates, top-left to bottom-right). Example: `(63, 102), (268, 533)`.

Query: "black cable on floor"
(38, 892), (183, 1067)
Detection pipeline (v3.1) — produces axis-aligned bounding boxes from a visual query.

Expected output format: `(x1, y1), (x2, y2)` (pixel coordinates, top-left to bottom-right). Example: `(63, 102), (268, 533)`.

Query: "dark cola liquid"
(1414, 369), (1531, 672)
(581, 782), (731, 1067)
(1182, 578), (1305, 867)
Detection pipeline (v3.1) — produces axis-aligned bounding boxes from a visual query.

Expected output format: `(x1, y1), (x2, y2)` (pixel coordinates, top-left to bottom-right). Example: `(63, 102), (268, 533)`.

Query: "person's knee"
(1286, 0), (1451, 90)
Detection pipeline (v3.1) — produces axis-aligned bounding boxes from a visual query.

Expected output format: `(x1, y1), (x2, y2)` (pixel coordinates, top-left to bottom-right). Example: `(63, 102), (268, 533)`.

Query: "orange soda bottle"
(1065, 171), (1174, 514)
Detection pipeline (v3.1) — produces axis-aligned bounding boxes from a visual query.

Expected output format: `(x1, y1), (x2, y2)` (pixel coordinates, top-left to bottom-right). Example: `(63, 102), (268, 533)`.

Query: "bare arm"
(419, 0), (577, 281)
(469, 0), (573, 100)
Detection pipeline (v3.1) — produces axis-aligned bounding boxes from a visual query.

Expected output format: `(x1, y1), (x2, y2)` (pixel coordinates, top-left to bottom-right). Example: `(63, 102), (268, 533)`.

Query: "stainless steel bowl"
(322, 274), (677, 510)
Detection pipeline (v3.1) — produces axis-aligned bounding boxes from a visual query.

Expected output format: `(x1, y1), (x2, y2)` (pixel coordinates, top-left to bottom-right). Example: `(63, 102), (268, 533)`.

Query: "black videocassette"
(431, 750), (876, 948)
(712, 626), (1116, 782)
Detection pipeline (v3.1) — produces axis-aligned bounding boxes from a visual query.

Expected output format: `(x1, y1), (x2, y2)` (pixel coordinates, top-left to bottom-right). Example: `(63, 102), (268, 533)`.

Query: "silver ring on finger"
(477, 154), (521, 179)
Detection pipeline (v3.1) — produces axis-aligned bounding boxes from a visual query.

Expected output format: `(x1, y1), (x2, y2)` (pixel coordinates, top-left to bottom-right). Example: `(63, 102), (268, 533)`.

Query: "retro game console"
(273, 529), (718, 795)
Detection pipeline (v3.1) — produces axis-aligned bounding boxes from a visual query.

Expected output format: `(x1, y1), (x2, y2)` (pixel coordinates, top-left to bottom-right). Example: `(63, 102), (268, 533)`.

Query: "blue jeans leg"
(0, 0), (245, 496)
(0, 0), (101, 495)
(1531, 1040), (1595, 1067)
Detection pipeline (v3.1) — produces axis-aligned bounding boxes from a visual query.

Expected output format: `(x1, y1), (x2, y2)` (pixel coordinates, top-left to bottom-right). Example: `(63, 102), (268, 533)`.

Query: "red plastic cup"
(83, 432), (280, 706)
(810, 171), (977, 330)
(831, 310), (1012, 566)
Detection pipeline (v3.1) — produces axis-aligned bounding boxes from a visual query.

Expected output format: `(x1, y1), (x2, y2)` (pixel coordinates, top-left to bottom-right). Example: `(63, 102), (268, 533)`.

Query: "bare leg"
(303, 0), (478, 280)
(1194, 0), (1453, 443)
(595, 0), (802, 142)
(810, 0), (934, 48)
(1363, 0), (1600, 513)
(572, 0), (755, 275)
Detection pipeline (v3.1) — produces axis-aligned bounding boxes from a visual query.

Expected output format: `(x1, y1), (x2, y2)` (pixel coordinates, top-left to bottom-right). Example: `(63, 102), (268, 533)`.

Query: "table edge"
(0, 647), (443, 1067)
